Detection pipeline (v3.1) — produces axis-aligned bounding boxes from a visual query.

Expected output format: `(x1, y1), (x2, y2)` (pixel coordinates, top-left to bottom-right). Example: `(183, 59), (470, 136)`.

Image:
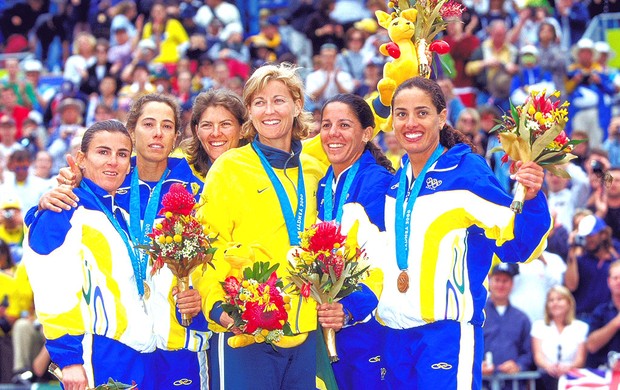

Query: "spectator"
(47, 98), (86, 175)
(194, 0), (243, 39)
(0, 116), (23, 164)
(383, 131), (404, 171)
(109, 0), (139, 46)
(546, 209), (571, 262)
(545, 163), (590, 231)
(19, 112), (46, 155)
(585, 149), (612, 218)
(21, 59), (55, 114)
(304, 0), (345, 56)
(437, 78), (466, 127)
(32, 9), (71, 73)
(443, 14), (480, 107)
(565, 215), (620, 323)
(353, 61), (381, 99)
(207, 23), (250, 80)
(172, 70), (198, 108)
(512, 252), (567, 325)
(569, 129), (590, 170)
(483, 104), (513, 193)
(63, 32), (97, 88)
(0, 0), (46, 46)
(86, 76), (118, 126)
(600, 167), (620, 242)
(1, 58), (37, 110)
(531, 286), (588, 390)
(587, 260), (620, 368)
(537, 21), (568, 96)
(1, 149), (52, 214)
(119, 39), (158, 85)
(555, 0), (589, 52)
(482, 263), (533, 386)
(118, 61), (156, 101)
(0, 259), (17, 384)
(0, 87), (30, 140)
(0, 195), (24, 263)
(80, 39), (120, 96)
(509, 45), (554, 106)
(477, 0), (515, 39)
(32, 150), (53, 182)
(246, 16), (293, 69)
(336, 27), (369, 92)
(142, 1), (189, 73)
(305, 43), (355, 107)
(455, 108), (486, 156)
(566, 38), (615, 148)
(465, 20), (519, 107)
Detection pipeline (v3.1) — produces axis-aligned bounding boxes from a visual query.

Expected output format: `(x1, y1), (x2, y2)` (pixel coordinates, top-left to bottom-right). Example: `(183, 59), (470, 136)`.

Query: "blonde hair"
(241, 63), (312, 141)
(544, 285), (576, 326)
(72, 32), (96, 55)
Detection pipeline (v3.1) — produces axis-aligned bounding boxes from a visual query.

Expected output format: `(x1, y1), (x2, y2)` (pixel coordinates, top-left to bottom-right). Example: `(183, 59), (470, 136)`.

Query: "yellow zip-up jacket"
(196, 142), (325, 337)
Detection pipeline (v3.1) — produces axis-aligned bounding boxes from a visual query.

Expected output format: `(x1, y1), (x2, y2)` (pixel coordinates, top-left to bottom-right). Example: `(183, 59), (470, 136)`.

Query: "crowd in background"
(0, 0), (619, 387)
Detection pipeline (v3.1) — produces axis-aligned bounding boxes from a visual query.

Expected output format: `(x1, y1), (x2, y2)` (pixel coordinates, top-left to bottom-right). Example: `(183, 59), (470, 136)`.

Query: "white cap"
(576, 38), (594, 51)
(594, 41), (611, 53)
(520, 44), (539, 56)
(22, 59), (43, 73)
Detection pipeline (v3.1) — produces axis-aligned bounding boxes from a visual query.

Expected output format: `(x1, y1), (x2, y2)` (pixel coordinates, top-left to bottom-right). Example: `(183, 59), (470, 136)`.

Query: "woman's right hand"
(61, 364), (88, 390)
(219, 312), (241, 334)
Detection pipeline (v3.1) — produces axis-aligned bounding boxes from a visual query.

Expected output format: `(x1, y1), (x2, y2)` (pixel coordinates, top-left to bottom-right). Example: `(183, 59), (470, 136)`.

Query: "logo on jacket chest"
(425, 177), (442, 191)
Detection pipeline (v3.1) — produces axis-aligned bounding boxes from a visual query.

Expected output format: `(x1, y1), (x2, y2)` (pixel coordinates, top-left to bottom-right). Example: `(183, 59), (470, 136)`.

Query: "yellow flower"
(260, 329), (269, 337)
(158, 235), (166, 244)
(155, 223), (163, 230)
(254, 334), (265, 343)
(173, 234), (182, 243)
(165, 236), (173, 244)
(242, 280), (249, 288)
(528, 105), (536, 116)
(165, 211), (173, 219)
(388, 1), (394, 8)
(283, 295), (291, 304)
(239, 293), (248, 301)
(284, 304), (291, 311)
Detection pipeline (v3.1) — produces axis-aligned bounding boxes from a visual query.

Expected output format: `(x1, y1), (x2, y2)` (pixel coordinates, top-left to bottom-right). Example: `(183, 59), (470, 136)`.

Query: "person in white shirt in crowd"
(545, 163), (590, 231)
(0, 117), (23, 168)
(531, 285), (588, 390)
(0, 149), (52, 214)
(306, 43), (355, 108)
(511, 251), (567, 325)
(194, 0), (243, 41)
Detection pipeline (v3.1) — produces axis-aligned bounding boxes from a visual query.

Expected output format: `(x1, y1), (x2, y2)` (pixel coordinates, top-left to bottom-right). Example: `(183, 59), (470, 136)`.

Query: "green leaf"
(545, 165), (571, 178)
(530, 123), (563, 160)
(282, 322), (294, 336)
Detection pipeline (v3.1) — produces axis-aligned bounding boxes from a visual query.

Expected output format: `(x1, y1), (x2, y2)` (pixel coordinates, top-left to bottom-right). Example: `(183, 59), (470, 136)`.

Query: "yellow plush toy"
(376, 8), (419, 107)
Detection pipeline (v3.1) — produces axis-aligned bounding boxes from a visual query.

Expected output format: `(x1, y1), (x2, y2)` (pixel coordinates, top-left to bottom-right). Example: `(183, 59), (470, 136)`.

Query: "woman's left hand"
(513, 161), (544, 200)
(173, 287), (202, 318)
(317, 302), (345, 332)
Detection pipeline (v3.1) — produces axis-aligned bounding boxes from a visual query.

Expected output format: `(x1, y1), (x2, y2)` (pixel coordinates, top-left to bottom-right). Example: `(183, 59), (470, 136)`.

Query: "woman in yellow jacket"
(197, 63), (330, 390)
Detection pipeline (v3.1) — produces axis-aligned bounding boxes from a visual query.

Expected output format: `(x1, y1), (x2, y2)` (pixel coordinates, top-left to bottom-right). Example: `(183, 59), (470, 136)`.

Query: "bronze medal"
(143, 282), (151, 300)
(397, 271), (409, 293)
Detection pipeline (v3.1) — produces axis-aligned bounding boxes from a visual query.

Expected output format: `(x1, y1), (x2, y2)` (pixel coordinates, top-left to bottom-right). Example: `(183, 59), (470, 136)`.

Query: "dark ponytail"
(365, 141), (396, 173)
(440, 124), (476, 152)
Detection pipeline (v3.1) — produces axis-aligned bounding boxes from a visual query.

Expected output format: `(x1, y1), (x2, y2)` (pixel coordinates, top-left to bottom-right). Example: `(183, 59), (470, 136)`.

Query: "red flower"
(428, 40), (450, 55)
(301, 283), (312, 298)
(554, 131), (568, 145)
(160, 183), (196, 216)
(223, 276), (241, 296)
(305, 222), (346, 252)
(242, 298), (288, 333)
(501, 154), (509, 164)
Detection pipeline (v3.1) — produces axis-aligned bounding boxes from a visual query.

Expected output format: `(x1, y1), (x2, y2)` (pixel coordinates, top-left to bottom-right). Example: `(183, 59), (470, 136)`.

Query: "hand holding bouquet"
(221, 262), (294, 348)
(491, 90), (584, 213)
(287, 221), (369, 362)
(49, 363), (137, 389)
(142, 183), (217, 326)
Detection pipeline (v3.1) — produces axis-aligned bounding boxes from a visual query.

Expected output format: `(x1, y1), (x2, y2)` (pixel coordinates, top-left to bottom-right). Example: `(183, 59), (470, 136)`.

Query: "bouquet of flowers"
(142, 183), (217, 326)
(287, 221), (369, 362)
(49, 363), (137, 389)
(388, 0), (466, 77)
(220, 262), (294, 348)
(490, 90), (584, 213)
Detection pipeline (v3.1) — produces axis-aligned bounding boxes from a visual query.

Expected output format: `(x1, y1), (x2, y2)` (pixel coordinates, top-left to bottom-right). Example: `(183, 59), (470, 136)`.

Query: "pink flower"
(440, 1), (466, 19)
(223, 276), (241, 296)
(554, 131), (568, 145)
(301, 283), (312, 298)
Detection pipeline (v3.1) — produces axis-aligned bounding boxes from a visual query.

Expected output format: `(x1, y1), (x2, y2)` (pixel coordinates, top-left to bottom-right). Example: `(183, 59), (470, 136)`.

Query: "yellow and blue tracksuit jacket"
(377, 144), (552, 329)
(115, 156), (208, 353)
(22, 178), (157, 375)
(317, 149), (393, 389)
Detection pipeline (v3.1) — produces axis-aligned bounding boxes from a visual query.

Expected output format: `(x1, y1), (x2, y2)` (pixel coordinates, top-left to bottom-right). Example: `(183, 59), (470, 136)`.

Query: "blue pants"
(332, 318), (385, 389)
(208, 332), (316, 390)
(382, 320), (483, 390)
(89, 335), (156, 389)
(153, 348), (208, 390)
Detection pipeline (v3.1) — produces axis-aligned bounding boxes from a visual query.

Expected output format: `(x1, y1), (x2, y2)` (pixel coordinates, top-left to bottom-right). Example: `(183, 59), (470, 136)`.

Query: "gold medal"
(397, 270), (409, 293)
(143, 282), (151, 300)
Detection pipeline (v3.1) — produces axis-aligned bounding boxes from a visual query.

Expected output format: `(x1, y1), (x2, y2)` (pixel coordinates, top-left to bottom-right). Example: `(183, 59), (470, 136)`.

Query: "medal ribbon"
(252, 143), (306, 246)
(395, 145), (444, 271)
(323, 160), (360, 223)
(80, 181), (142, 293)
(128, 167), (169, 295)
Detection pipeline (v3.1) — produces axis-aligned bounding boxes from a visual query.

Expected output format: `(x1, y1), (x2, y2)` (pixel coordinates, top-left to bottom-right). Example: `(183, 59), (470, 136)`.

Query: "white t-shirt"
(531, 319), (589, 365)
